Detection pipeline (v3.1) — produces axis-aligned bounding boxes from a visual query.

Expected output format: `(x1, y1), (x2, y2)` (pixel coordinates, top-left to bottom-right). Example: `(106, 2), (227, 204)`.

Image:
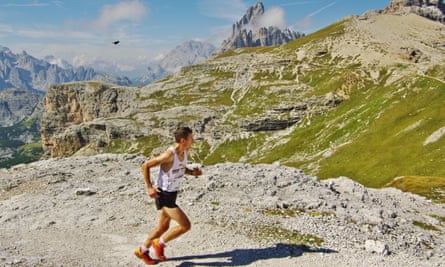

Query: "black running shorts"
(155, 189), (178, 210)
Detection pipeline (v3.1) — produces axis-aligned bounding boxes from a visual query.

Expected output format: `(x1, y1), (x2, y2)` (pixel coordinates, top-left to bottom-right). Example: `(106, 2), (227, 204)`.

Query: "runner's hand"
(147, 187), (160, 198)
(191, 167), (202, 177)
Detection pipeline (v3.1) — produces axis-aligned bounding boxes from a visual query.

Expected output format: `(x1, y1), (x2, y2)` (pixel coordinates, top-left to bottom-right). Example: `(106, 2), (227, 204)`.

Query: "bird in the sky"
(113, 40), (120, 45)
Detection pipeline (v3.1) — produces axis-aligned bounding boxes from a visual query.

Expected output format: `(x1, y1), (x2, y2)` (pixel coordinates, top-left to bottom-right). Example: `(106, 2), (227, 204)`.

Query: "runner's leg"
(161, 207), (191, 243)
(144, 209), (171, 247)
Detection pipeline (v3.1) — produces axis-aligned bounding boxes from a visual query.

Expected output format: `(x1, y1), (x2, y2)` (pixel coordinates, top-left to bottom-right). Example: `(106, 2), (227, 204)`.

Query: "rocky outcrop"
(242, 117), (301, 131)
(215, 2), (304, 54)
(0, 46), (132, 92)
(385, 0), (445, 22)
(40, 82), (139, 158)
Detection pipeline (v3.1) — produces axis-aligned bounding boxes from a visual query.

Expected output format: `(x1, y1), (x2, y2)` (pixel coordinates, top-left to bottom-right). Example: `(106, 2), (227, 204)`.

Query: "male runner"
(134, 126), (202, 265)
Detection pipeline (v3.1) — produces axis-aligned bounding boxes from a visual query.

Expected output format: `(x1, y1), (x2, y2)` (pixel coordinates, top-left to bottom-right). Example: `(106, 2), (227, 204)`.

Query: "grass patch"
(261, 208), (299, 217)
(204, 133), (267, 165)
(430, 215), (445, 224)
(261, 208), (335, 218)
(385, 176), (445, 203)
(413, 220), (440, 232)
(105, 135), (169, 156)
(249, 224), (323, 246)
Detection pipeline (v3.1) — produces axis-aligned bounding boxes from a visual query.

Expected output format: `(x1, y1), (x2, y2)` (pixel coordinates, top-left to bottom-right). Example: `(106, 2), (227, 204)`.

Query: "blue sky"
(0, 0), (390, 74)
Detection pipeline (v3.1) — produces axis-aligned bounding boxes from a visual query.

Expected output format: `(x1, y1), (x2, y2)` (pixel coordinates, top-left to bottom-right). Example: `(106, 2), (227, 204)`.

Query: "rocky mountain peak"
(214, 2), (304, 54)
(235, 2), (265, 35)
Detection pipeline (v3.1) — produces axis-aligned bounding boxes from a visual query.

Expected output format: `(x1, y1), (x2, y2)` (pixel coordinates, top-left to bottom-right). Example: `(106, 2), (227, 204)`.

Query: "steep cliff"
(40, 82), (139, 158)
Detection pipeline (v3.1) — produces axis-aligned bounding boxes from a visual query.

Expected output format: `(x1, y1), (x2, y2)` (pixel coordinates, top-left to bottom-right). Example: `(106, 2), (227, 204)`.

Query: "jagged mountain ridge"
(0, 46), (132, 92)
(215, 2), (305, 54)
(39, 10), (445, 195)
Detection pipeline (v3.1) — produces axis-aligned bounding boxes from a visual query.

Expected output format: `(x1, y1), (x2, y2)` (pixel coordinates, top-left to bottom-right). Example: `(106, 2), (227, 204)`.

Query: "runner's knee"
(181, 221), (191, 232)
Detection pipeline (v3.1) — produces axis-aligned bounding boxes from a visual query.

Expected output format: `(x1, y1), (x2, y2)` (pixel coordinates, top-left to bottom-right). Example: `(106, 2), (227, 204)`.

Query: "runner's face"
(182, 133), (194, 149)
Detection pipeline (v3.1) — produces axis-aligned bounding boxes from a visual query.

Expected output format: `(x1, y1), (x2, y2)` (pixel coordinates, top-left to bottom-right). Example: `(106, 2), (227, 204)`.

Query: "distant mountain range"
(0, 46), (132, 92)
(136, 40), (216, 85)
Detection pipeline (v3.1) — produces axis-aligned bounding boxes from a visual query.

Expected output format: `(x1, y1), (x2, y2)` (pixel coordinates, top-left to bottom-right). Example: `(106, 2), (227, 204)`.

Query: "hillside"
(40, 13), (445, 199)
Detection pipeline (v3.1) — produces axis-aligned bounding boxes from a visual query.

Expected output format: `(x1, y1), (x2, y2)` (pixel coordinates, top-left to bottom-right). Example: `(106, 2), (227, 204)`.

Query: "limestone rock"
(214, 2), (304, 54)
(365, 240), (390, 255)
(385, 0), (445, 22)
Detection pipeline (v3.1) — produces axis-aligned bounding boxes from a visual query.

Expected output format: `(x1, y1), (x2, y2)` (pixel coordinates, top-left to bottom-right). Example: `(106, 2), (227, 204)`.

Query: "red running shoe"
(134, 246), (156, 265)
(151, 239), (167, 261)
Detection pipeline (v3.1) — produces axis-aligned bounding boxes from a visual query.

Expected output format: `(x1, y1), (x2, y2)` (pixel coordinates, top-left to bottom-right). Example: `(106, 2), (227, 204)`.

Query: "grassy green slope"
(317, 75), (445, 187)
(0, 116), (43, 168)
(197, 19), (445, 200)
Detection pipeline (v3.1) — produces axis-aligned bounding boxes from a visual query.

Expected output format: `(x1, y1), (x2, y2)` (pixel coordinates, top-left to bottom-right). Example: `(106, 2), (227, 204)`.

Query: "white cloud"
(258, 6), (286, 28)
(92, 0), (148, 30)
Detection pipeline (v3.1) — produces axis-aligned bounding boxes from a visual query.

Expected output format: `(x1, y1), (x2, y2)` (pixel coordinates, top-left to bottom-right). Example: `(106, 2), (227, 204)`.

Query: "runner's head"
(174, 127), (193, 148)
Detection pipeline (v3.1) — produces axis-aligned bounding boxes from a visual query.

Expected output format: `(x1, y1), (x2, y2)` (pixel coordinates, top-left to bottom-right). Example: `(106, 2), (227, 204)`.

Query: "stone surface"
(0, 154), (444, 266)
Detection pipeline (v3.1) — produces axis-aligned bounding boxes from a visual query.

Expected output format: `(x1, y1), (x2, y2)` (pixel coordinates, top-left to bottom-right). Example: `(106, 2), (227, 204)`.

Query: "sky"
(0, 0), (391, 76)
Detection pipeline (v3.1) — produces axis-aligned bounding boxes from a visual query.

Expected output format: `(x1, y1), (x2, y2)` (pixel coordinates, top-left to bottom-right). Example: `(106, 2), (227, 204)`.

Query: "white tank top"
(157, 147), (187, 192)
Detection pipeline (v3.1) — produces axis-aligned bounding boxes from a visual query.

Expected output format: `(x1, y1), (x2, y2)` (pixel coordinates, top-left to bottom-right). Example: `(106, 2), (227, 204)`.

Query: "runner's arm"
(141, 150), (172, 197)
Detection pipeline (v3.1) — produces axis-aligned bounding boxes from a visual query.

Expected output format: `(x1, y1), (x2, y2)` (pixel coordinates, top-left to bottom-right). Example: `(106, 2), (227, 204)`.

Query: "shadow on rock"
(171, 243), (337, 266)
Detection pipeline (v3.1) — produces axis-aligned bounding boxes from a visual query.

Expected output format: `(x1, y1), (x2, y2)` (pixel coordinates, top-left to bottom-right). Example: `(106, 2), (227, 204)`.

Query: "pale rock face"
(214, 2), (305, 54)
(385, 0), (445, 22)
(40, 82), (139, 158)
